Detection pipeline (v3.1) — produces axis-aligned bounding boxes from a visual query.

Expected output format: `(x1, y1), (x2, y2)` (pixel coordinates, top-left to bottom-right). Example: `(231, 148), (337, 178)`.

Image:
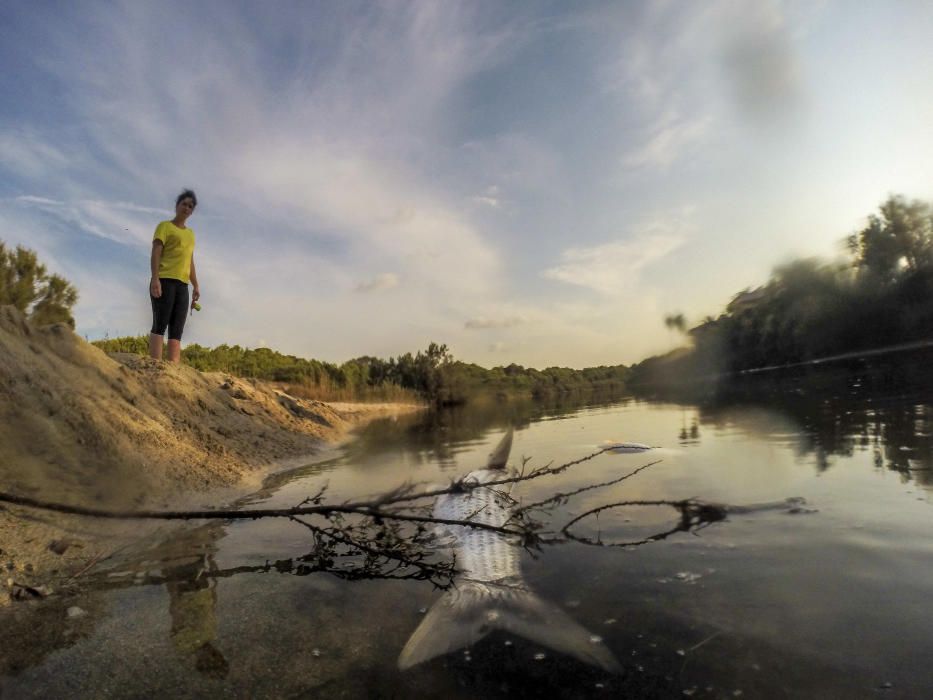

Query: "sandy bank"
(0, 306), (421, 601)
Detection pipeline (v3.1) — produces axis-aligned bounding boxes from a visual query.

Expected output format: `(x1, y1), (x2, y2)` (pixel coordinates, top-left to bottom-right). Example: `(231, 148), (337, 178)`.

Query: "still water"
(4, 372), (933, 698)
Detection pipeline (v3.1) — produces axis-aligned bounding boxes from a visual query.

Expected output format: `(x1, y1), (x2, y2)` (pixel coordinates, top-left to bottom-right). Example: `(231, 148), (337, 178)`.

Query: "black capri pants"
(150, 278), (189, 341)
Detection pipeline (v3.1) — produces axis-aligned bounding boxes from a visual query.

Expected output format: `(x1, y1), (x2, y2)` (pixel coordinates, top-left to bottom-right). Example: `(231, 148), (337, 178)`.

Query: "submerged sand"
(0, 306), (420, 601)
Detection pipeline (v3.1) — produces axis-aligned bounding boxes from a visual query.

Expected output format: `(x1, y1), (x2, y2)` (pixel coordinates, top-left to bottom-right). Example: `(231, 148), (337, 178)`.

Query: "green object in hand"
(192, 302), (202, 312)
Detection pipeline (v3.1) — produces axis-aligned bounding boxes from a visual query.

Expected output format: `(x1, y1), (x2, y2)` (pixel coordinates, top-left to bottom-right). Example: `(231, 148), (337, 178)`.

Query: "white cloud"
(542, 216), (690, 295)
(356, 273), (400, 293)
(7, 0), (924, 371)
(14, 196), (155, 247)
(606, 0), (813, 171)
(459, 135), (563, 196)
(233, 141), (501, 298)
(0, 206), (66, 270)
(471, 185), (501, 208)
(465, 315), (525, 329)
(15, 195), (64, 207)
(452, 296), (671, 368)
(84, 200), (167, 216)
(7, 2), (514, 356)
(623, 115), (712, 170)
(0, 129), (69, 179)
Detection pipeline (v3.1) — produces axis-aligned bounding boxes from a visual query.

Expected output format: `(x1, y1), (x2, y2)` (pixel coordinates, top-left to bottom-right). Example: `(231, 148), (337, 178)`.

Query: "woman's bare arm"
(150, 240), (163, 297)
(189, 255), (200, 302)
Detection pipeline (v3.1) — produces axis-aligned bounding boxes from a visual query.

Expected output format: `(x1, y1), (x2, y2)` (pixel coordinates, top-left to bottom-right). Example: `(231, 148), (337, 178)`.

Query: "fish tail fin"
(398, 584), (493, 670)
(398, 583), (621, 673)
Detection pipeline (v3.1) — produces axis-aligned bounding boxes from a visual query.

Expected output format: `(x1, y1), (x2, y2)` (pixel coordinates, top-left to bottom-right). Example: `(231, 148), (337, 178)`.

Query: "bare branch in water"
(0, 447), (617, 529)
(559, 499), (729, 547)
(295, 484), (329, 507)
(0, 446), (745, 591)
(511, 459), (663, 521)
(0, 490), (525, 535)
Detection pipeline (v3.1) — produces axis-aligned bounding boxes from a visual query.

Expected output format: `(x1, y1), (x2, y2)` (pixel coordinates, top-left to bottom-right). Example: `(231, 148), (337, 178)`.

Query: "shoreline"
(166, 398), (423, 509)
(0, 306), (424, 603)
(1, 398), (422, 605)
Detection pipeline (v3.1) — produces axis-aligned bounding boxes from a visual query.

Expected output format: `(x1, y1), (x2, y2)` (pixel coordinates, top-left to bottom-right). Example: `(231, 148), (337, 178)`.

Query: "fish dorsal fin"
(486, 428), (514, 470)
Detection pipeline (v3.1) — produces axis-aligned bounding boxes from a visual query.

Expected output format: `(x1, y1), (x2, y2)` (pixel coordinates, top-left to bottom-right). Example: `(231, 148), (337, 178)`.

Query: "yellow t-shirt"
(153, 221), (195, 284)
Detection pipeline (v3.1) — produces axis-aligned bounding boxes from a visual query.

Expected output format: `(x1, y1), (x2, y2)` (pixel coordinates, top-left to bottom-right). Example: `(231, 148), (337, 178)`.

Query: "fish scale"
(433, 469), (523, 584)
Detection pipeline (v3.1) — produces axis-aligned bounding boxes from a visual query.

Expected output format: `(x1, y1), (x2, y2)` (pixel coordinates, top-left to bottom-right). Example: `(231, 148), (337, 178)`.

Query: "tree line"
(91, 335), (631, 404)
(0, 236), (628, 404)
(11, 194), (933, 403)
(631, 195), (933, 388)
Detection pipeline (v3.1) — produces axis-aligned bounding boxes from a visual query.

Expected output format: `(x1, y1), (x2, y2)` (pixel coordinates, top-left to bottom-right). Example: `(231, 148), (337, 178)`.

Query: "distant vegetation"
(13, 195), (933, 406)
(92, 336), (631, 404)
(0, 240), (78, 327)
(632, 195), (933, 389)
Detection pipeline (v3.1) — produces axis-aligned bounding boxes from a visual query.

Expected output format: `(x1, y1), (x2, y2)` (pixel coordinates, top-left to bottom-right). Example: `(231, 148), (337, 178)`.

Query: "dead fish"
(398, 429), (621, 673)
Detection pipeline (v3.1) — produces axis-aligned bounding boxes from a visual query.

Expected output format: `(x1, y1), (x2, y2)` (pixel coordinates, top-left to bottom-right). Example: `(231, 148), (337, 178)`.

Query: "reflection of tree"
(345, 389), (629, 469)
(691, 359), (933, 487)
(677, 412), (701, 445)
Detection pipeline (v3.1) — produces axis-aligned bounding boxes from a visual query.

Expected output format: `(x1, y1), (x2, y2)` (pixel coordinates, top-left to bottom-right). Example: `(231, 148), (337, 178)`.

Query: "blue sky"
(2, 1), (932, 367)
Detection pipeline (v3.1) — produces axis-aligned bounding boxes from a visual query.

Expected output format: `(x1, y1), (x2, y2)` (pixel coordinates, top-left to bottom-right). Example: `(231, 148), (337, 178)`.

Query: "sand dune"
(0, 306), (418, 597)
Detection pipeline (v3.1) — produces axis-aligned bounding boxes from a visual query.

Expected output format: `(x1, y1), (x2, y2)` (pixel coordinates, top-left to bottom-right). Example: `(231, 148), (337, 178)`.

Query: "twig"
(560, 499), (728, 547)
(67, 550), (107, 581)
(363, 447), (613, 508)
(688, 631), (722, 652)
(512, 460), (663, 519)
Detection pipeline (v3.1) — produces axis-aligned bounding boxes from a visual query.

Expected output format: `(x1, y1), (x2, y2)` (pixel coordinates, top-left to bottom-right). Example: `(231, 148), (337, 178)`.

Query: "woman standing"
(149, 189), (200, 362)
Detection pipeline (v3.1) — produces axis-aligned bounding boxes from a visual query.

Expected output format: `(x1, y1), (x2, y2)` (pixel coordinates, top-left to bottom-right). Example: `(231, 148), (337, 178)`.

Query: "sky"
(2, 1), (932, 369)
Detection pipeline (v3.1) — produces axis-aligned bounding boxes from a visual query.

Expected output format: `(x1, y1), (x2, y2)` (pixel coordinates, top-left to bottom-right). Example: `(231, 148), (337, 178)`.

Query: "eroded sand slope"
(0, 306), (416, 591)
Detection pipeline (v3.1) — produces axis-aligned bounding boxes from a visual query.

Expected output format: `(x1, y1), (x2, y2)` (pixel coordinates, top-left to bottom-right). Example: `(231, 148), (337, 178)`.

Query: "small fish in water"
(398, 429), (621, 673)
(602, 441), (653, 454)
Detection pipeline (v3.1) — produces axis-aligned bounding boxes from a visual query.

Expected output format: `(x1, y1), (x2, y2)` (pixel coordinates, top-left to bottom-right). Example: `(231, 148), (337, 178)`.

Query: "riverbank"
(0, 306), (421, 603)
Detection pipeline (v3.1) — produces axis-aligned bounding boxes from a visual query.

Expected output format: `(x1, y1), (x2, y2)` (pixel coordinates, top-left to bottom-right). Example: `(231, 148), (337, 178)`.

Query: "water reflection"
(85, 525), (456, 592)
(346, 390), (629, 469)
(163, 525), (228, 679)
(647, 359), (933, 489)
(678, 414), (701, 446)
(8, 370), (933, 697)
(0, 590), (101, 677)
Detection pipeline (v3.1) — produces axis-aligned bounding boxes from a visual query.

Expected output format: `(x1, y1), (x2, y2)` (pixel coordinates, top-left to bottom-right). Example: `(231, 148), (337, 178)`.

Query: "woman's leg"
(150, 279), (177, 360)
(149, 333), (164, 359)
(166, 281), (190, 363)
(166, 338), (182, 362)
